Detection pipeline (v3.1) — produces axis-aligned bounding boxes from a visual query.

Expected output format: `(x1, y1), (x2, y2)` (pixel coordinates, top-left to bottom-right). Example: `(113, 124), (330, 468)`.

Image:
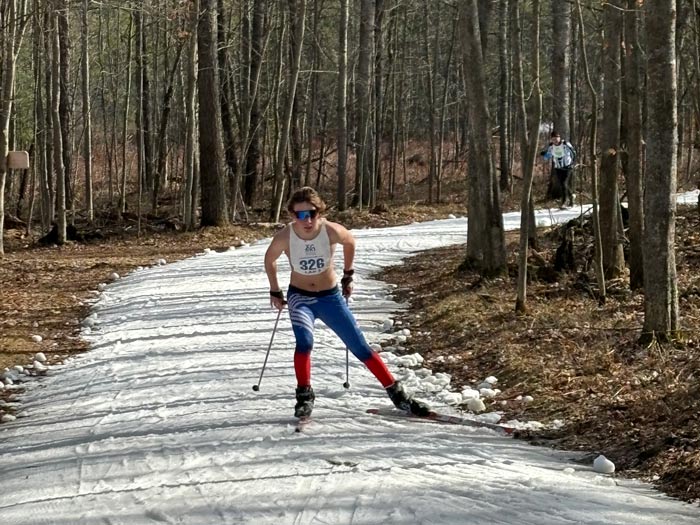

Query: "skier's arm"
(541, 144), (553, 161)
(328, 222), (356, 272)
(327, 222), (356, 297)
(264, 230), (287, 307)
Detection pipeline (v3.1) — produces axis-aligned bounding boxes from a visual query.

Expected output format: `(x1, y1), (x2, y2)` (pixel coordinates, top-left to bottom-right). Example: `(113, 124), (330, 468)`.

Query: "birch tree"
(0, 0), (28, 255)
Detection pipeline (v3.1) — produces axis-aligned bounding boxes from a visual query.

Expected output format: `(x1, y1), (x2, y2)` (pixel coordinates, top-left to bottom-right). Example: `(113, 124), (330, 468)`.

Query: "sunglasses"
(293, 209), (318, 220)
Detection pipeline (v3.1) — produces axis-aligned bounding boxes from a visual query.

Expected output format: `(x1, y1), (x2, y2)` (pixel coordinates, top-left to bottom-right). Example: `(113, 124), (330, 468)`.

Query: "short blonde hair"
(286, 186), (327, 213)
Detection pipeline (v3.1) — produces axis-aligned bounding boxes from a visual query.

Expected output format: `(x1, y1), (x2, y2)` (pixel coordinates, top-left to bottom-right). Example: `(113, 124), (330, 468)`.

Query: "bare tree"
(271, 0), (306, 221)
(497, 0), (511, 192)
(355, 0), (374, 208)
(551, 0), (571, 137)
(600, 0), (625, 278)
(642, 0), (679, 343)
(184, 0), (198, 230)
(575, 0), (606, 303)
(57, 2), (73, 212)
(515, 0), (543, 312)
(81, 0), (94, 222)
(458, 0), (507, 276)
(198, 0), (228, 226)
(546, 0), (572, 201)
(336, 0), (349, 210)
(243, 0), (266, 206)
(0, 0), (28, 255)
(51, 6), (67, 244)
(624, 0), (644, 289)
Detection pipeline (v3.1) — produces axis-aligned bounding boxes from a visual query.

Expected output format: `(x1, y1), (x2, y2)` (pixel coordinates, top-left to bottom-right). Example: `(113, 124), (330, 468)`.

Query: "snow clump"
(593, 455), (615, 474)
(466, 397), (486, 413)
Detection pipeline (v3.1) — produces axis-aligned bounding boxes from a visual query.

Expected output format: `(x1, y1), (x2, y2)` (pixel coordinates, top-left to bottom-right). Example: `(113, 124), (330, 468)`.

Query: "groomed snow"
(1, 191), (698, 525)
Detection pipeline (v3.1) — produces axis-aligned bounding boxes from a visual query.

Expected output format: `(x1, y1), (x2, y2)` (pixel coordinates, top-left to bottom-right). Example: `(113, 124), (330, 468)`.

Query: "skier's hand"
(341, 271), (354, 298)
(270, 290), (286, 310)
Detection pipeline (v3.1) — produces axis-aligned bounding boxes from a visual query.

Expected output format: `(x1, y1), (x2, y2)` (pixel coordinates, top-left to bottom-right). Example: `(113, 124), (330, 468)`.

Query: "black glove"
(341, 270), (354, 298)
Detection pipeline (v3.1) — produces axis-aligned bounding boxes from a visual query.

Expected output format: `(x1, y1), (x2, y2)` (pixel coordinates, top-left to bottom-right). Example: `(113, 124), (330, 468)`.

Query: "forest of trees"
(0, 0), (697, 340)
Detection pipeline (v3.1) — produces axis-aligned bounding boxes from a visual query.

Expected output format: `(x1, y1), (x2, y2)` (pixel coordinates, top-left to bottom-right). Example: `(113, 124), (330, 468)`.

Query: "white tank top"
(288, 221), (333, 276)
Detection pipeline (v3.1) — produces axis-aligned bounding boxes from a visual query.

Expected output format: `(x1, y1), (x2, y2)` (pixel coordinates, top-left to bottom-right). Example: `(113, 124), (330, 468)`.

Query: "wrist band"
(343, 269), (355, 276)
(270, 290), (284, 300)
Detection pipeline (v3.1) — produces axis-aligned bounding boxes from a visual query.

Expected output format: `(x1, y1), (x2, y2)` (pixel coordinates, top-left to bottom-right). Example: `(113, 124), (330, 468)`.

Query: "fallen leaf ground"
(1, 201), (699, 504)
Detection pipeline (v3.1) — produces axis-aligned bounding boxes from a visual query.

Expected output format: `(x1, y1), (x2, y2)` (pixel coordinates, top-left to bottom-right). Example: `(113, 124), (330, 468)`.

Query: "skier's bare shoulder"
(323, 220), (354, 247)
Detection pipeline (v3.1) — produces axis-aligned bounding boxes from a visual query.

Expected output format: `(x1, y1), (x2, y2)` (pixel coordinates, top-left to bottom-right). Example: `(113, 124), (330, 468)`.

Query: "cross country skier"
(541, 130), (577, 209)
(264, 186), (430, 419)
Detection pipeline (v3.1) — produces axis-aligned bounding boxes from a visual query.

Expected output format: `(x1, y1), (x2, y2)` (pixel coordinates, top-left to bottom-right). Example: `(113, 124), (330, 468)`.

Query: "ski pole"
(343, 296), (350, 389)
(252, 306), (284, 392)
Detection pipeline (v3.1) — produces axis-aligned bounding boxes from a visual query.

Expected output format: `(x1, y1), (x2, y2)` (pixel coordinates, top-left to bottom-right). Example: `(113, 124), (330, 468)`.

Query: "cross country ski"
(366, 407), (515, 436)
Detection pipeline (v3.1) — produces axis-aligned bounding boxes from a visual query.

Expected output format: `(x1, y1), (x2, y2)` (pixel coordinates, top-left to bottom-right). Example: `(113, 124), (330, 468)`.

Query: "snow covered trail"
(1, 194), (699, 525)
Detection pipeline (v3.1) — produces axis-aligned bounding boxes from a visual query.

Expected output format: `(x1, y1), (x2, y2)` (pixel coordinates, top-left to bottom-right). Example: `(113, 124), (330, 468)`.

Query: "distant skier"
(541, 130), (577, 208)
(264, 186), (429, 419)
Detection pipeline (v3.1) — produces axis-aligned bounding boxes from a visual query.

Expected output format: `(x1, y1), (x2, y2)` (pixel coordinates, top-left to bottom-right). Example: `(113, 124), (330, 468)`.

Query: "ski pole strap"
(270, 290), (285, 301)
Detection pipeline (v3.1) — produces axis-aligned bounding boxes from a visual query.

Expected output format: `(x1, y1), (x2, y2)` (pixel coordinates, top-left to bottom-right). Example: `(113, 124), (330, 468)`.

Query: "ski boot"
(386, 381), (430, 417)
(294, 386), (315, 418)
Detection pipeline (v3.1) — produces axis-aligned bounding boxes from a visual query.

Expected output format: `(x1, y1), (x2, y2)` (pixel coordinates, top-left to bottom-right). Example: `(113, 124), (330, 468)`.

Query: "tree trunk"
(575, 0), (606, 303)
(355, 0), (374, 208)
(459, 0), (507, 276)
(336, 0), (349, 210)
(515, 0), (542, 313)
(498, 0), (511, 192)
(81, 0), (93, 222)
(198, 0), (228, 226)
(0, 0), (26, 255)
(624, 0), (644, 290)
(57, 2), (73, 213)
(642, 0), (679, 343)
(422, 0), (437, 204)
(546, 0), (572, 201)
(120, 13), (133, 214)
(33, 3), (50, 232)
(305, 0), (321, 187)
(51, 8), (67, 244)
(134, 6), (154, 196)
(271, 0), (306, 221)
(551, 0), (571, 137)
(217, 0), (238, 219)
(372, 0), (385, 204)
(243, 0), (265, 206)
(184, 0), (198, 230)
(600, 0), (625, 278)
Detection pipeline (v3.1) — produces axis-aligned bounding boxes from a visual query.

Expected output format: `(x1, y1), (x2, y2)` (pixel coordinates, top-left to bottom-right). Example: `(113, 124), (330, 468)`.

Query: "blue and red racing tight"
(287, 285), (394, 388)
